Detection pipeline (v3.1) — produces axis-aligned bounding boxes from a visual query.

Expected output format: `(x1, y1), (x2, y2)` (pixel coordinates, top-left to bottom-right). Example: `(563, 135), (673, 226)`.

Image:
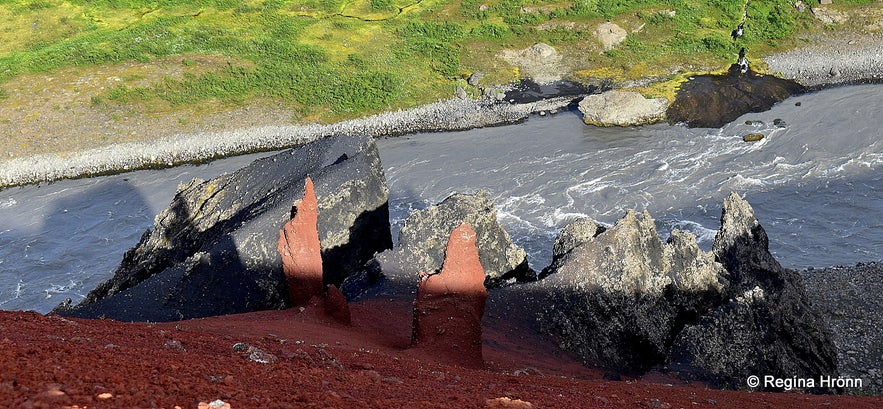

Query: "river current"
(1, 84), (881, 313)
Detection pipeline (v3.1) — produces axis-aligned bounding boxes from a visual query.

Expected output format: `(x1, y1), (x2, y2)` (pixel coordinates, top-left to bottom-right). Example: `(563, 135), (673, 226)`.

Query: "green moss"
(0, 0), (871, 126)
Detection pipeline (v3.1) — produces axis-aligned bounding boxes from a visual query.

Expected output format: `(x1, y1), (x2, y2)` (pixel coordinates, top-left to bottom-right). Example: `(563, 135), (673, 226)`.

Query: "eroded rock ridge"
(534, 193), (838, 390)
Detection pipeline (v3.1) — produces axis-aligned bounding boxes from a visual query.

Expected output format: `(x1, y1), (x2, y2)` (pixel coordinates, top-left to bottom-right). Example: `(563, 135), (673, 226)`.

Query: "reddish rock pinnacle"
(278, 177), (324, 307)
(412, 223), (488, 368)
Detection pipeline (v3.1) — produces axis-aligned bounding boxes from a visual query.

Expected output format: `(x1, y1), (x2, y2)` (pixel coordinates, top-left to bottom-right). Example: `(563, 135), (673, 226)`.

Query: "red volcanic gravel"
(2, 304), (881, 408)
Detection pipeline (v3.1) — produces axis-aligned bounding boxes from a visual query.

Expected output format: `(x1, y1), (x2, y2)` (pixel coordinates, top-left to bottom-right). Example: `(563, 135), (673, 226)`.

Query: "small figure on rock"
(737, 48), (749, 74)
(731, 21), (744, 41)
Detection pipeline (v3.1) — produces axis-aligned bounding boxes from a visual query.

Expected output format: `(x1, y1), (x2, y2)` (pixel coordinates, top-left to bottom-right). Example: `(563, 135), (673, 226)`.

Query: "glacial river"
(1, 84), (881, 313)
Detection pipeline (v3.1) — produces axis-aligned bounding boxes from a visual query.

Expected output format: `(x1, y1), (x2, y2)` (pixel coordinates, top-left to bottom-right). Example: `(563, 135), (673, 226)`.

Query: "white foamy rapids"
(378, 84), (883, 270)
(662, 219), (719, 245)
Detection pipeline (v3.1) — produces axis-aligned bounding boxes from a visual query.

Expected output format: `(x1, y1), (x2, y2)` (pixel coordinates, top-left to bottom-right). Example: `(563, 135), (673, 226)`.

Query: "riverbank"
(764, 32), (883, 88)
(1, 31), (882, 188)
(0, 92), (576, 188)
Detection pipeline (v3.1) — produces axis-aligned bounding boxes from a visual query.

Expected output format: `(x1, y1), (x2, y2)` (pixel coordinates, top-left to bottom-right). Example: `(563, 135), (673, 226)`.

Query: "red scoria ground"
(1, 299), (880, 409)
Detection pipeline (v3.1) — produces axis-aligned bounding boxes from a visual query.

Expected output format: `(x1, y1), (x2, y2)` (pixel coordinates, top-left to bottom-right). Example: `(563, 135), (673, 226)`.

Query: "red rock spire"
(277, 177), (324, 307)
(412, 222), (488, 368)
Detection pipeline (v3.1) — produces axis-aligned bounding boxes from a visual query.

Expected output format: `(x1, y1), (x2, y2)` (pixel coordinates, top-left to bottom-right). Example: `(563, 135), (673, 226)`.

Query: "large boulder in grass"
(56, 136), (392, 322)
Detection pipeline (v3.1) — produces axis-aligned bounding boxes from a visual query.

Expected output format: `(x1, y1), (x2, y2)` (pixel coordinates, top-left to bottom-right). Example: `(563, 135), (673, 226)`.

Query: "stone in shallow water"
(578, 90), (669, 127)
(742, 133), (765, 142)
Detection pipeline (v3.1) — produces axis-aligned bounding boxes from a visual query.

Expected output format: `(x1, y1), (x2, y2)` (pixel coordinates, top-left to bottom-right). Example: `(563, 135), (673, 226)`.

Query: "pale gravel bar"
(764, 33), (883, 88)
(0, 95), (575, 188)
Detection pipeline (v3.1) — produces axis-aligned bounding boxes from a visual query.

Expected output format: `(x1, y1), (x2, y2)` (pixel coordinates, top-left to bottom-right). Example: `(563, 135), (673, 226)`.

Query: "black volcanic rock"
(667, 193), (838, 391)
(57, 136), (392, 322)
(372, 190), (533, 291)
(534, 194), (838, 389)
(666, 68), (805, 128)
(536, 212), (726, 372)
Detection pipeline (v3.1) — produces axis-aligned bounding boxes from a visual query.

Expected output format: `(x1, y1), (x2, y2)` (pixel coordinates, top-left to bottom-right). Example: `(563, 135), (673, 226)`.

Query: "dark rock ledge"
(56, 135), (392, 322)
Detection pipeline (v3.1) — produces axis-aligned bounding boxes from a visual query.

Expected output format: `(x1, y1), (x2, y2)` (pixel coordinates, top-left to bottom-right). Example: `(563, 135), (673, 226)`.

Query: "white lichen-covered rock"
(497, 43), (565, 84)
(593, 22), (628, 51)
(546, 210), (725, 296)
(533, 193), (837, 388)
(536, 209), (726, 371)
(578, 90), (669, 126)
(374, 190), (533, 287)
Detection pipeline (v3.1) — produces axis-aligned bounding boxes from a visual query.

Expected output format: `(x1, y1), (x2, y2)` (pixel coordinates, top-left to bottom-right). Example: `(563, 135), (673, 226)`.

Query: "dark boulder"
(372, 190), (533, 291)
(666, 69), (805, 128)
(57, 136), (392, 322)
(667, 193), (838, 390)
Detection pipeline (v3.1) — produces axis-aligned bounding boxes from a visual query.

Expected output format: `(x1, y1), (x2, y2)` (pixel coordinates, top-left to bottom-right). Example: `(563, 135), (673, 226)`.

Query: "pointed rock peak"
(278, 176), (324, 307)
(295, 177), (318, 218)
(613, 209), (657, 233)
(713, 192), (768, 257)
(719, 192), (759, 235)
(421, 223), (487, 297)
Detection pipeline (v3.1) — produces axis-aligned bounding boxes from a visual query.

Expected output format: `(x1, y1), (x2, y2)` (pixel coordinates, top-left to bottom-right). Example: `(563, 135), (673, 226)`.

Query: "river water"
(1, 84), (881, 313)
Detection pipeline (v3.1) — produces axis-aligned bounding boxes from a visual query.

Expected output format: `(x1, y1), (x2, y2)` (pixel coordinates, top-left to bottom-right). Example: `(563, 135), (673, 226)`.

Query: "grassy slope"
(0, 0), (878, 125)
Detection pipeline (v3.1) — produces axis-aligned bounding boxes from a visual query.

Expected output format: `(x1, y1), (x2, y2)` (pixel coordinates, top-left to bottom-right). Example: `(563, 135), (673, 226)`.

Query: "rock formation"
(537, 211), (726, 372)
(57, 136), (392, 322)
(593, 22), (628, 52)
(373, 190), (532, 290)
(496, 43), (565, 84)
(666, 72), (805, 128)
(278, 177), (324, 306)
(535, 193), (838, 389)
(277, 177), (351, 325)
(578, 90), (670, 127)
(667, 193), (838, 390)
(412, 223), (488, 368)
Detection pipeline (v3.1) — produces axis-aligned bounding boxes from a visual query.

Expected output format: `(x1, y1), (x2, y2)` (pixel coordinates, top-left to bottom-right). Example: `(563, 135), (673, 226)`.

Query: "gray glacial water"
(1, 84), (881, 313)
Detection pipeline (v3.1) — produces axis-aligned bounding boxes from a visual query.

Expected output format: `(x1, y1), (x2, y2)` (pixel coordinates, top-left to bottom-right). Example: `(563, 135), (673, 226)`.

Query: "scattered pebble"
(198, 400), (231, 409)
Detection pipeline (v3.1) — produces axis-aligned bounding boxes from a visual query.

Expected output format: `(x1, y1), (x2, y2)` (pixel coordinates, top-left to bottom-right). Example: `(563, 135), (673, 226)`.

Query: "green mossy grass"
(0, 0), (873, 123)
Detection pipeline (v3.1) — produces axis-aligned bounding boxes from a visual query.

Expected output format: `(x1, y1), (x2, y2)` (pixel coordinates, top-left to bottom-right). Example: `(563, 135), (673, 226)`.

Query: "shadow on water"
(0, 178), (153, 313)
